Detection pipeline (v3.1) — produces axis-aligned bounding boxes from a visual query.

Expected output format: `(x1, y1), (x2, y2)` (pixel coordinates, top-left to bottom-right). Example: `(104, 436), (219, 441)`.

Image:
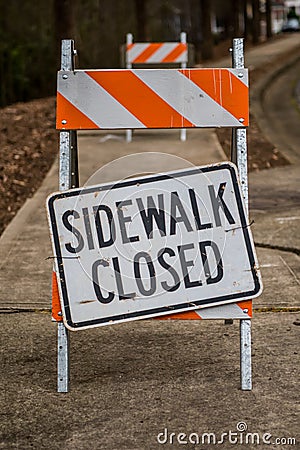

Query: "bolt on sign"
(47, 163), (262, 331)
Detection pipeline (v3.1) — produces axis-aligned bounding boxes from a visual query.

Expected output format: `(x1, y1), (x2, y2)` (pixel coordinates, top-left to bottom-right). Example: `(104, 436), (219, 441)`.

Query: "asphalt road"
(249, 57), (300, 214)
(262, 58), (300, 166)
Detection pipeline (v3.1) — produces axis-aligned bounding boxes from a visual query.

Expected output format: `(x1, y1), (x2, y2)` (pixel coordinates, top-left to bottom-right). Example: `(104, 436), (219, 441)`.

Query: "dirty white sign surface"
(47, 163), (262, 331)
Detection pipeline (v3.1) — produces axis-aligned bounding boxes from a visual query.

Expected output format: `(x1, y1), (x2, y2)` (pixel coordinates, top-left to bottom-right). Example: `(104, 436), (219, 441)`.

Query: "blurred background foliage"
(0, 0), (278, 107)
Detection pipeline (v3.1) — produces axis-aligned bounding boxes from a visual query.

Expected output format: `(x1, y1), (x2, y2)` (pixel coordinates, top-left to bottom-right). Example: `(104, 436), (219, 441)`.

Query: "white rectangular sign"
(47, 163), (262, 330)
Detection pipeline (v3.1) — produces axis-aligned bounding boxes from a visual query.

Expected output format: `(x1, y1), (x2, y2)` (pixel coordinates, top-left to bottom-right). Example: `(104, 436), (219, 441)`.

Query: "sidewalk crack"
(279, 255), (300, 286)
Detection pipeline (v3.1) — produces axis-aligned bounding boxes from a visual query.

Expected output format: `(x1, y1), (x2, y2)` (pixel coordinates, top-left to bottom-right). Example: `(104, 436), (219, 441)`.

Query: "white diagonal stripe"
(132, 69), (241, 127)
(58, 71), (145, 129)
(228, 68), (249, 86)
(197, 303), (250, 319)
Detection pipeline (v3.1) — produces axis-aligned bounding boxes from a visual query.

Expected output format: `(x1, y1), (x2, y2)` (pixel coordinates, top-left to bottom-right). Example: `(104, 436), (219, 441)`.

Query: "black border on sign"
(48, 163), (261, 330)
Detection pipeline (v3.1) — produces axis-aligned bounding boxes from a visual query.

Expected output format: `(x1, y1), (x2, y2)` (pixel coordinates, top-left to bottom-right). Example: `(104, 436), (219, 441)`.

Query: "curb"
(250, 50), (300, 158)
(250, 52), (300, 105)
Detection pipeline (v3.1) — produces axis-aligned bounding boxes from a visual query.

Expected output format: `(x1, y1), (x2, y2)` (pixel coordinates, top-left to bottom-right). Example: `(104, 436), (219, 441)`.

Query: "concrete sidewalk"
(0, 34), (299, 449)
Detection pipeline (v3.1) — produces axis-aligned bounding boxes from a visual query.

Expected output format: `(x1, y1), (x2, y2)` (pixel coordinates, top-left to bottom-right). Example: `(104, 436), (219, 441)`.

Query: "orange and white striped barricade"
(51, 38), (257, 393)
(124, 32), (188, 142)
(56, 68), (248, 130)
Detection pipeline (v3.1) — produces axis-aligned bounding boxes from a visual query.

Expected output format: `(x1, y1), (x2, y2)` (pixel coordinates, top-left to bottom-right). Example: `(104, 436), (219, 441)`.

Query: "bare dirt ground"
(0, 97), (57, 235)
(0, 37), (292, 236)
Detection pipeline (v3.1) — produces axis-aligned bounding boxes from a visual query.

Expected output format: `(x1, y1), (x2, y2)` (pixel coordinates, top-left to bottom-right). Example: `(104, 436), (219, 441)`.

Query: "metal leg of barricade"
(231, 38), (252, 391)
(180, 32), (187, 142)
(70, 130), (79, 187)
(57, 322), (69, 392)
(57, 129), (71, 392)
(56, 40), (78, 393)
(126, 129), (132, 143)
(240, 319), (252, 390)
(180, 128), (187, 142)
(126, 34), (133, 143)
(237, 126), (252, 391)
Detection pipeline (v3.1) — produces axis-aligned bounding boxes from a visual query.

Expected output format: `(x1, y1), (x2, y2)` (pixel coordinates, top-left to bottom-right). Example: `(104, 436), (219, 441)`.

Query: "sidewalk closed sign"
(47, 163), (262, 331)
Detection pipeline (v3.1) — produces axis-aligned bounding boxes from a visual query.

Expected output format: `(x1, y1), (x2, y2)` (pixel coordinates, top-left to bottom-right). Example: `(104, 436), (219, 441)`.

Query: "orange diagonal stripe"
(126, 43), (134, 51)
(52, 271), (63, 322)
(86, 70), (193, 129)
(161, 43), (187, 63)
(133, 43), (163, 63)
(180, 69), (249, 125)
(56, 92), (99, 130)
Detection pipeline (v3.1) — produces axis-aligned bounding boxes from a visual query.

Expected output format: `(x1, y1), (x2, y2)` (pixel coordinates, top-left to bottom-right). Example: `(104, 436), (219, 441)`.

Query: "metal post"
(57, 132), (70, 394)
(231, 38), (252, 391)
(70, 129), (79, 188)
(240, 318), (252, 390)
(180, 32), (187, 142)
(57, 320), (69, 392)
(126, 33), (133, 143)
(56, 39), (78, 393)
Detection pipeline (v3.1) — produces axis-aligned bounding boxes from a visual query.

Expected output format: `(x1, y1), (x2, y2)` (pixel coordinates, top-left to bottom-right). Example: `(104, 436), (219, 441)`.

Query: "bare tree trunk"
(266, 0), (272, 38)
(232, 0), (241, 37)
(242, 0), (249, 40)
(54, 0), (76, 67)
(200, 0), (214, 60)
(189, 0), (201, 63)
(135, 0), (147, 41)
(252, 0), (260, 44)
